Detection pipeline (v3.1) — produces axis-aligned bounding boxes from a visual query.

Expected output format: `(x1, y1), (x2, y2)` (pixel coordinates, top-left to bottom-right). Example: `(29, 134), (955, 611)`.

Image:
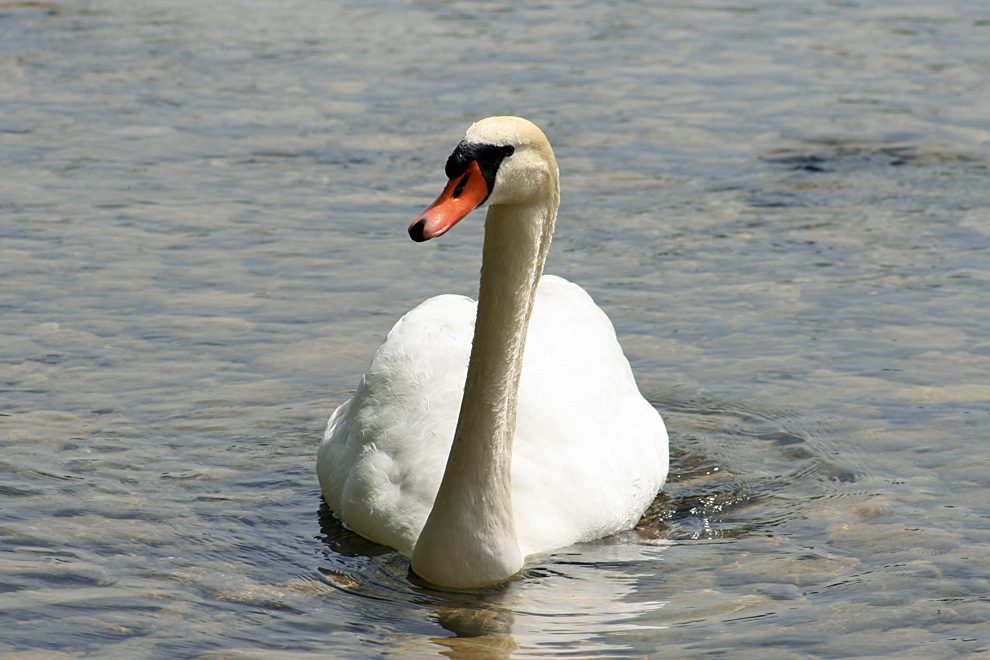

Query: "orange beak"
(408, 160), (490, 242)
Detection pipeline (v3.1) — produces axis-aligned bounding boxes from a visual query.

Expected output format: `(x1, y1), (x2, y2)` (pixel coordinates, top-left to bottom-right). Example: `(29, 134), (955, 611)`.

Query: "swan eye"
(445, 143), (515, 199)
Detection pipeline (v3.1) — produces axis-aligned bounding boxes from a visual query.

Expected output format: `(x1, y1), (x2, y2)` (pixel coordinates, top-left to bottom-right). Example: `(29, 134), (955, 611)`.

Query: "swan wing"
(317, 294), (474, 554)
(512, 275), (669, 555)
(318, 277), (668, 558)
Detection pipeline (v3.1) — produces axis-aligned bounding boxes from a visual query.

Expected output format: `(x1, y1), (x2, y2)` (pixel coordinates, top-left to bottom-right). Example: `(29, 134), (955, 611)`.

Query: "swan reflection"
(320, 507), (668, 659)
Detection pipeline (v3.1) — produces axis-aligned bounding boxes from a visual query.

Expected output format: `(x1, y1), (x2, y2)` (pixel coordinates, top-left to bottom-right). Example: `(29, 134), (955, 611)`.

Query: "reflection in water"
(432, 606), (517, 659)
(317, 501), (670, 659)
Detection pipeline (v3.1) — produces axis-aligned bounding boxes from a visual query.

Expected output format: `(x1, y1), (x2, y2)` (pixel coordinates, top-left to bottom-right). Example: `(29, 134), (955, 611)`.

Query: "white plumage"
(318, 117), (668, 587)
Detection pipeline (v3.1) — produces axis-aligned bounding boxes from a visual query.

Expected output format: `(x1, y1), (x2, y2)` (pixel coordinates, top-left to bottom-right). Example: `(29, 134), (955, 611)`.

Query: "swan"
(318, 116), (669, 587)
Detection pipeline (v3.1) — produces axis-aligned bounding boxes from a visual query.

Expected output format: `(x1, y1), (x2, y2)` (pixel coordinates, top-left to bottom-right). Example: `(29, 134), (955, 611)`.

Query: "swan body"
(318, 117), (668, 587)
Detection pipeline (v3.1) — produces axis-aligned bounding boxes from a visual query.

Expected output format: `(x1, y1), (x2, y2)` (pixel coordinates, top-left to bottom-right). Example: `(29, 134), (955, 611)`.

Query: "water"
(2, 0), (989, 657)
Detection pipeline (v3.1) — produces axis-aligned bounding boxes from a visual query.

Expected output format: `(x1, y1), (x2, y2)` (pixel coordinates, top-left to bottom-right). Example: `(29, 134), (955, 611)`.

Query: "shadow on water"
(317, 503), (522, 657)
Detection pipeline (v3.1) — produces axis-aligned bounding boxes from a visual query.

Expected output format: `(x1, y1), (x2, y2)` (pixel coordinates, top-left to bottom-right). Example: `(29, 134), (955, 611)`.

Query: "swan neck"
(465, 200), (554, 455)
(410, 193), (557, 587)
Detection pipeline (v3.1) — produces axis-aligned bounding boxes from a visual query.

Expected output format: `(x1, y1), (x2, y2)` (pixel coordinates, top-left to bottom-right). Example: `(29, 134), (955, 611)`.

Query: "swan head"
(409, 116), (558, 242)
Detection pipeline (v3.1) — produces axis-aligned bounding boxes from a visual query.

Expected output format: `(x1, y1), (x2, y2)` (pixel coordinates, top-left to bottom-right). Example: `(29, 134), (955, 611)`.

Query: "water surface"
(2, 0), (989, 658)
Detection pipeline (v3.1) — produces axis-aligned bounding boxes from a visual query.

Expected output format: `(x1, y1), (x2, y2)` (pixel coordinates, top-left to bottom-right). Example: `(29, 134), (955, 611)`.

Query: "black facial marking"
(444, 141), (515, 203)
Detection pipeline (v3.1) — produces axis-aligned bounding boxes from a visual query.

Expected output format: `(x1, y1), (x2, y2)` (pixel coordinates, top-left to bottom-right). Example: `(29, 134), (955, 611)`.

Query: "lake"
(2, 0), (989, 658)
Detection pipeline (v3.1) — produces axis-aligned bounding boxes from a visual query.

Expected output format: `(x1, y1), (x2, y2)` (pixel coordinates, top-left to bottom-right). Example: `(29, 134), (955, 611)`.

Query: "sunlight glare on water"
(1, 0), (989, 658)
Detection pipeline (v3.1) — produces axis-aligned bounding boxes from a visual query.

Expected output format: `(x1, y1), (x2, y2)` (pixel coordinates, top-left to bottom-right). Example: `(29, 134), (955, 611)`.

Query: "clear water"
(2, 1), (989, 658)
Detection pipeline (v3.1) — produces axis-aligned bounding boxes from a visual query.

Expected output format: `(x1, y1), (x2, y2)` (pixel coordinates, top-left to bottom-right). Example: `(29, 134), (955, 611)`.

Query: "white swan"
(318, 116), (669, 587)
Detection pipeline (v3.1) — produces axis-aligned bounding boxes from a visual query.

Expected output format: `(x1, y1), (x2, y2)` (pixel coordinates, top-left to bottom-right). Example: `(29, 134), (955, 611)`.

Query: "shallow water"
(2, 0), (989, 658)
